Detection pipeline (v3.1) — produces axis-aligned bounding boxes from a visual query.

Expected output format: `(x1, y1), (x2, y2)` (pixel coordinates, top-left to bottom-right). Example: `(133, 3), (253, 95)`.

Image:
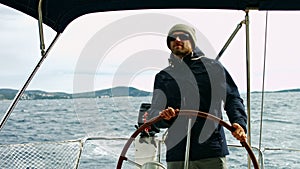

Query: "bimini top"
(0, 0), (300, 33)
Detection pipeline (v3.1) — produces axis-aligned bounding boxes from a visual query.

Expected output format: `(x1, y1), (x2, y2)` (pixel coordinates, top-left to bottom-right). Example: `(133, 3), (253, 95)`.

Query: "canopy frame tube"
(0, 0), (61, 131)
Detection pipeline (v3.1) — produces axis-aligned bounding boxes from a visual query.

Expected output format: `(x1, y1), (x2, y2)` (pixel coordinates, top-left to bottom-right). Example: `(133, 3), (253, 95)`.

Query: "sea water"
(0, 92), (299, 169)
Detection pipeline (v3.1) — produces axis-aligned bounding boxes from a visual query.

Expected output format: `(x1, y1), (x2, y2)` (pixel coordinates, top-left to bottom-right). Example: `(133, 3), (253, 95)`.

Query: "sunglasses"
(167, 33), (190, 41)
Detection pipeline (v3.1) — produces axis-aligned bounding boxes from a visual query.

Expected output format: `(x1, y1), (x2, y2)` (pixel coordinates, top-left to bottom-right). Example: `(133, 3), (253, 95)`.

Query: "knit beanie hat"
(167, 24), (197, 49)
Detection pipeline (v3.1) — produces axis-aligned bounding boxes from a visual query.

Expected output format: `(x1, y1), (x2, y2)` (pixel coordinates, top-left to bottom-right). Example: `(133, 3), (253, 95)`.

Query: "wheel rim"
(117, 110), (259, 169)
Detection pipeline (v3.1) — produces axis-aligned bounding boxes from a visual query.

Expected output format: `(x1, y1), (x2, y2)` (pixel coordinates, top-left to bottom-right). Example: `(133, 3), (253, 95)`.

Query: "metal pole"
(0, 33), (61, 131)
(0, 0), (62, 132)
(38, 0), (46, 56)
(245, 10), (252, 169)
(215, 20), (244, 61)
(157, 139), (161, 162)
(184, 118), (192, 169)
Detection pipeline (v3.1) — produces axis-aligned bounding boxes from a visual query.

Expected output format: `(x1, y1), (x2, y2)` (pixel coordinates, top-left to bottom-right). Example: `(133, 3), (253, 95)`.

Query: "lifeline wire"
(259, 11), (269, 162)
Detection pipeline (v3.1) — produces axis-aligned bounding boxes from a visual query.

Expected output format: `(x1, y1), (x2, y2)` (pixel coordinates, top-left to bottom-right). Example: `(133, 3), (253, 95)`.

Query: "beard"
(172, 46), (192, 58)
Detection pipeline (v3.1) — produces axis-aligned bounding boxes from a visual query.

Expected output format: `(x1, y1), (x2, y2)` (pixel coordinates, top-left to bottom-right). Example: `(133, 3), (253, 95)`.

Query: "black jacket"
(148, 47), (247, 162)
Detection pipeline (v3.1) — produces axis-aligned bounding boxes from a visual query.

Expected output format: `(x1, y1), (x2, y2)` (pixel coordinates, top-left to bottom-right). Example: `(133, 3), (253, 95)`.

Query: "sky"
(0, 4), (300, 93)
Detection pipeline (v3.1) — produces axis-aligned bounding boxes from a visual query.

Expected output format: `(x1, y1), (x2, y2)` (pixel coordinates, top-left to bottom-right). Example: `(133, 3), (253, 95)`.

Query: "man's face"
(168, 32), (193, 58)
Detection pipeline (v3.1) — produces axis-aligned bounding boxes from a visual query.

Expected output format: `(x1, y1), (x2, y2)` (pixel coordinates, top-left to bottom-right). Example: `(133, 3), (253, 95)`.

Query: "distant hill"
(1, 87), (299, 100)
(72, 86), (151, 98)
(273, 88), (300, 93)
(0, 87), (152, 100)
(252, 88), (300, 93)
(0, 89), (72, 100)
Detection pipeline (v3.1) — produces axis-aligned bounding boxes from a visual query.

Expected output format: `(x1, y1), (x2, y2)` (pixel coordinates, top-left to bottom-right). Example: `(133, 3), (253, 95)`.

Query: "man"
(148, 24), (247, 169)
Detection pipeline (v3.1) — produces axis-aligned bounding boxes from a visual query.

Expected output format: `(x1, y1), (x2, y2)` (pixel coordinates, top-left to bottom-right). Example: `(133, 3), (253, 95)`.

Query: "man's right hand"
(159, 107), (178, 120)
